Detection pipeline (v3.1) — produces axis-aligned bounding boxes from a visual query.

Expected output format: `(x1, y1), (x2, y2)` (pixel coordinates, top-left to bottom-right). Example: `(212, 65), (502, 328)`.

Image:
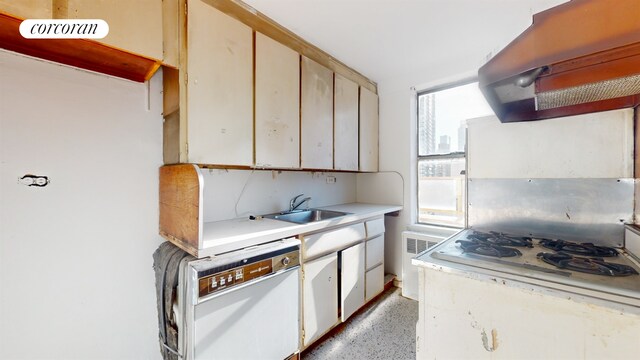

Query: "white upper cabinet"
(186, 0), (253, 166)
(334, 74), (359, 171)
(0, 0), (51, 19)
(255, 32), (301, 169)
(67, 0), (163, 60)
(159, 0), (377, 170)
(359, 87), (379, 172)
(301, 57), (334, 169)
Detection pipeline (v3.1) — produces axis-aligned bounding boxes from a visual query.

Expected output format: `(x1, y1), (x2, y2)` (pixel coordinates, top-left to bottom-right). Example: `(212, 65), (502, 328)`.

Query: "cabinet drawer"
(302, 223), (366, 260)
(366, 235), (384, 270)
(365, 264), (384, 302)
(365, 217), (385, 238)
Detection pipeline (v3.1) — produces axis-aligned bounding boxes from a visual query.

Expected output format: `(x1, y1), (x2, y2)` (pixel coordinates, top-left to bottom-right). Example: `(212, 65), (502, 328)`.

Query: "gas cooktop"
(430, 229), (640, 303)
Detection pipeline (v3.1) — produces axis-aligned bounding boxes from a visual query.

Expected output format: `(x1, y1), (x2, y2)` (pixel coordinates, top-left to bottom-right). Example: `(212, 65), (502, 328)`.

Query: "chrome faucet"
(289, 194), (311, 212)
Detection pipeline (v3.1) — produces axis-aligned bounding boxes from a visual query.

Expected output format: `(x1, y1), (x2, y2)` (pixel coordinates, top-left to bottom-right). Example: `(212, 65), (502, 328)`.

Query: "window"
(417, 81), (492, 227)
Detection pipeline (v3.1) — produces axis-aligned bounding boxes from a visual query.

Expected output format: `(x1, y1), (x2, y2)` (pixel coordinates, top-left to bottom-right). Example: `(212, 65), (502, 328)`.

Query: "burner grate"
(537, 252), (639, 276)
(468, 231), (534, 248)
(456, 239), (522, 258)
(539, 239), (618, 257)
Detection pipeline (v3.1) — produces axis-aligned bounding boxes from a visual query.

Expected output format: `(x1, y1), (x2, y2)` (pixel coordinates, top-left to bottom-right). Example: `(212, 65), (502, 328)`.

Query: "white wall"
(376, 0), (567, 281)
(201, 169), (357, 222)
(355, 172), (404, 275)
(0, 50), (398, 360)
(0, 50), (164, 359)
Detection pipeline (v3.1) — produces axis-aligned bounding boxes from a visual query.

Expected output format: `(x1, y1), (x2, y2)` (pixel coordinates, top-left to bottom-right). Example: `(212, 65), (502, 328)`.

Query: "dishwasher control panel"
(196, 245), (300, 298)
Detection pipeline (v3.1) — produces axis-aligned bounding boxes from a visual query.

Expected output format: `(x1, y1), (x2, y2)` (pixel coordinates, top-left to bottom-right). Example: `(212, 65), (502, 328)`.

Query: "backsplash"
(466, 110), (634, 247)
(201, 169), (356, 222)
(468, 178), (633, 247)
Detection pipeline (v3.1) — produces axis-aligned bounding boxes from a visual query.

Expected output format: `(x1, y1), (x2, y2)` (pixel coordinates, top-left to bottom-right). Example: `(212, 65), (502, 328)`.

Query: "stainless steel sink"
(263, 209), (350, 224)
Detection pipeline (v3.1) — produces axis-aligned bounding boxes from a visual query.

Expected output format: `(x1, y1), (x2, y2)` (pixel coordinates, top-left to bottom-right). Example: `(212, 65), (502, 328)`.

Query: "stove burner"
(537, 252), (638, 276)
(456, 239), (522, 258)
(468, 231), (534, 248)
(539, 239), (618, 257)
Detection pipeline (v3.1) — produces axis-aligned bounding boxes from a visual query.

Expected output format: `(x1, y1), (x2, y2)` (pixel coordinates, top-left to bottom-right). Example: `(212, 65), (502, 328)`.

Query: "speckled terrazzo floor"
(302, 287), (418, 360)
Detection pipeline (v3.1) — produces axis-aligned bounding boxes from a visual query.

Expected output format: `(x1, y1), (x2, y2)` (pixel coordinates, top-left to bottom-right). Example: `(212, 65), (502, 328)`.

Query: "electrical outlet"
(326, 176), (336, 184)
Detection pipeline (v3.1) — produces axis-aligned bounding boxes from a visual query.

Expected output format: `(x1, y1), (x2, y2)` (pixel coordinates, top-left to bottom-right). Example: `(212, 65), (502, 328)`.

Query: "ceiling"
(243, 0), (568, 88)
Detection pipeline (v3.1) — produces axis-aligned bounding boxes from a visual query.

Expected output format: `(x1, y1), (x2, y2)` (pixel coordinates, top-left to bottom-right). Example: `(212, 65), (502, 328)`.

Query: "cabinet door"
(186, 0), (253, 166)
(0, 0), (51, 19)
(255, 32), (300, 169)
(334, 74), (359, 171)
(359, 87), (379, 172)
(340, 242), (365, 322)
(301, 57), (333, 169)
(67, 0), (163, 60)
(303, 253), (338, 347)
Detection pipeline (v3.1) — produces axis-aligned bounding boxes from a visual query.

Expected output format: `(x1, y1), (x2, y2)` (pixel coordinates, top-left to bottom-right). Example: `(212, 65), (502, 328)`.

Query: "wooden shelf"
(0, 12), (161, 82)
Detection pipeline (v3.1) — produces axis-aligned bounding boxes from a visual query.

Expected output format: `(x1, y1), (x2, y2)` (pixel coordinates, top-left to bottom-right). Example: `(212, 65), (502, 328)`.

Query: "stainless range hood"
(479, 0), (640, 123)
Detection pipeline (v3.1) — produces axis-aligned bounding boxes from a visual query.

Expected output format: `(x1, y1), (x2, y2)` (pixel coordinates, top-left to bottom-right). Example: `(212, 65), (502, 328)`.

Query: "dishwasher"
(171, 238), (301, 360)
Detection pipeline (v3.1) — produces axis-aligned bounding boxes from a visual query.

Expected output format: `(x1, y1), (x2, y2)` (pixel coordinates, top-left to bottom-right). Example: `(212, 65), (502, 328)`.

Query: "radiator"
(401, 231), (441, 300)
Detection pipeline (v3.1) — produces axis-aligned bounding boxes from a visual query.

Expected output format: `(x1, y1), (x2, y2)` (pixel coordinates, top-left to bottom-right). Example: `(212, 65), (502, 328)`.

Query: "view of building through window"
(417, 81), (492, 227)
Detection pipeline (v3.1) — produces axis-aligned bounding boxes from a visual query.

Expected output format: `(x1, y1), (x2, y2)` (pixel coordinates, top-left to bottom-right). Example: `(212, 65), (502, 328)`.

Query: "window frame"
(416, 78), (479, 229)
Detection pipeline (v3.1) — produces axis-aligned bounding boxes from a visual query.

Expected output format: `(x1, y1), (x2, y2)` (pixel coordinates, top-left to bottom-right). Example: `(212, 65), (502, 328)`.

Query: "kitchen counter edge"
(199, 203), (402, 257)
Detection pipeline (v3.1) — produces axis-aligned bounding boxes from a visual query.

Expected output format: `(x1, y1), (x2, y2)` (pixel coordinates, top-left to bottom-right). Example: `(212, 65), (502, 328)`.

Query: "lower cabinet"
(302, 252), (339, 347)
(301, 219), (383, 349)
(340, 242), (365, 321)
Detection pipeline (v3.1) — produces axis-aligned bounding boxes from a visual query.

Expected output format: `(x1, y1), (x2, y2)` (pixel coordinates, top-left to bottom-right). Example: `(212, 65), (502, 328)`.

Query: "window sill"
(406, 223), (461, 238)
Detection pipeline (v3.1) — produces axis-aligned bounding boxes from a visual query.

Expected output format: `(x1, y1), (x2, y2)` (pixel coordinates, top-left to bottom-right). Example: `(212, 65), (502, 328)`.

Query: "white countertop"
(200, 203), (402, 257)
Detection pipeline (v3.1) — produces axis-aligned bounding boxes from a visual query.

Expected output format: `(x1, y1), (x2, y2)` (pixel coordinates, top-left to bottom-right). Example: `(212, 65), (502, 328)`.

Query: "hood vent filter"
(478, 0), (640, 122)
(537, 74), (640, 110)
